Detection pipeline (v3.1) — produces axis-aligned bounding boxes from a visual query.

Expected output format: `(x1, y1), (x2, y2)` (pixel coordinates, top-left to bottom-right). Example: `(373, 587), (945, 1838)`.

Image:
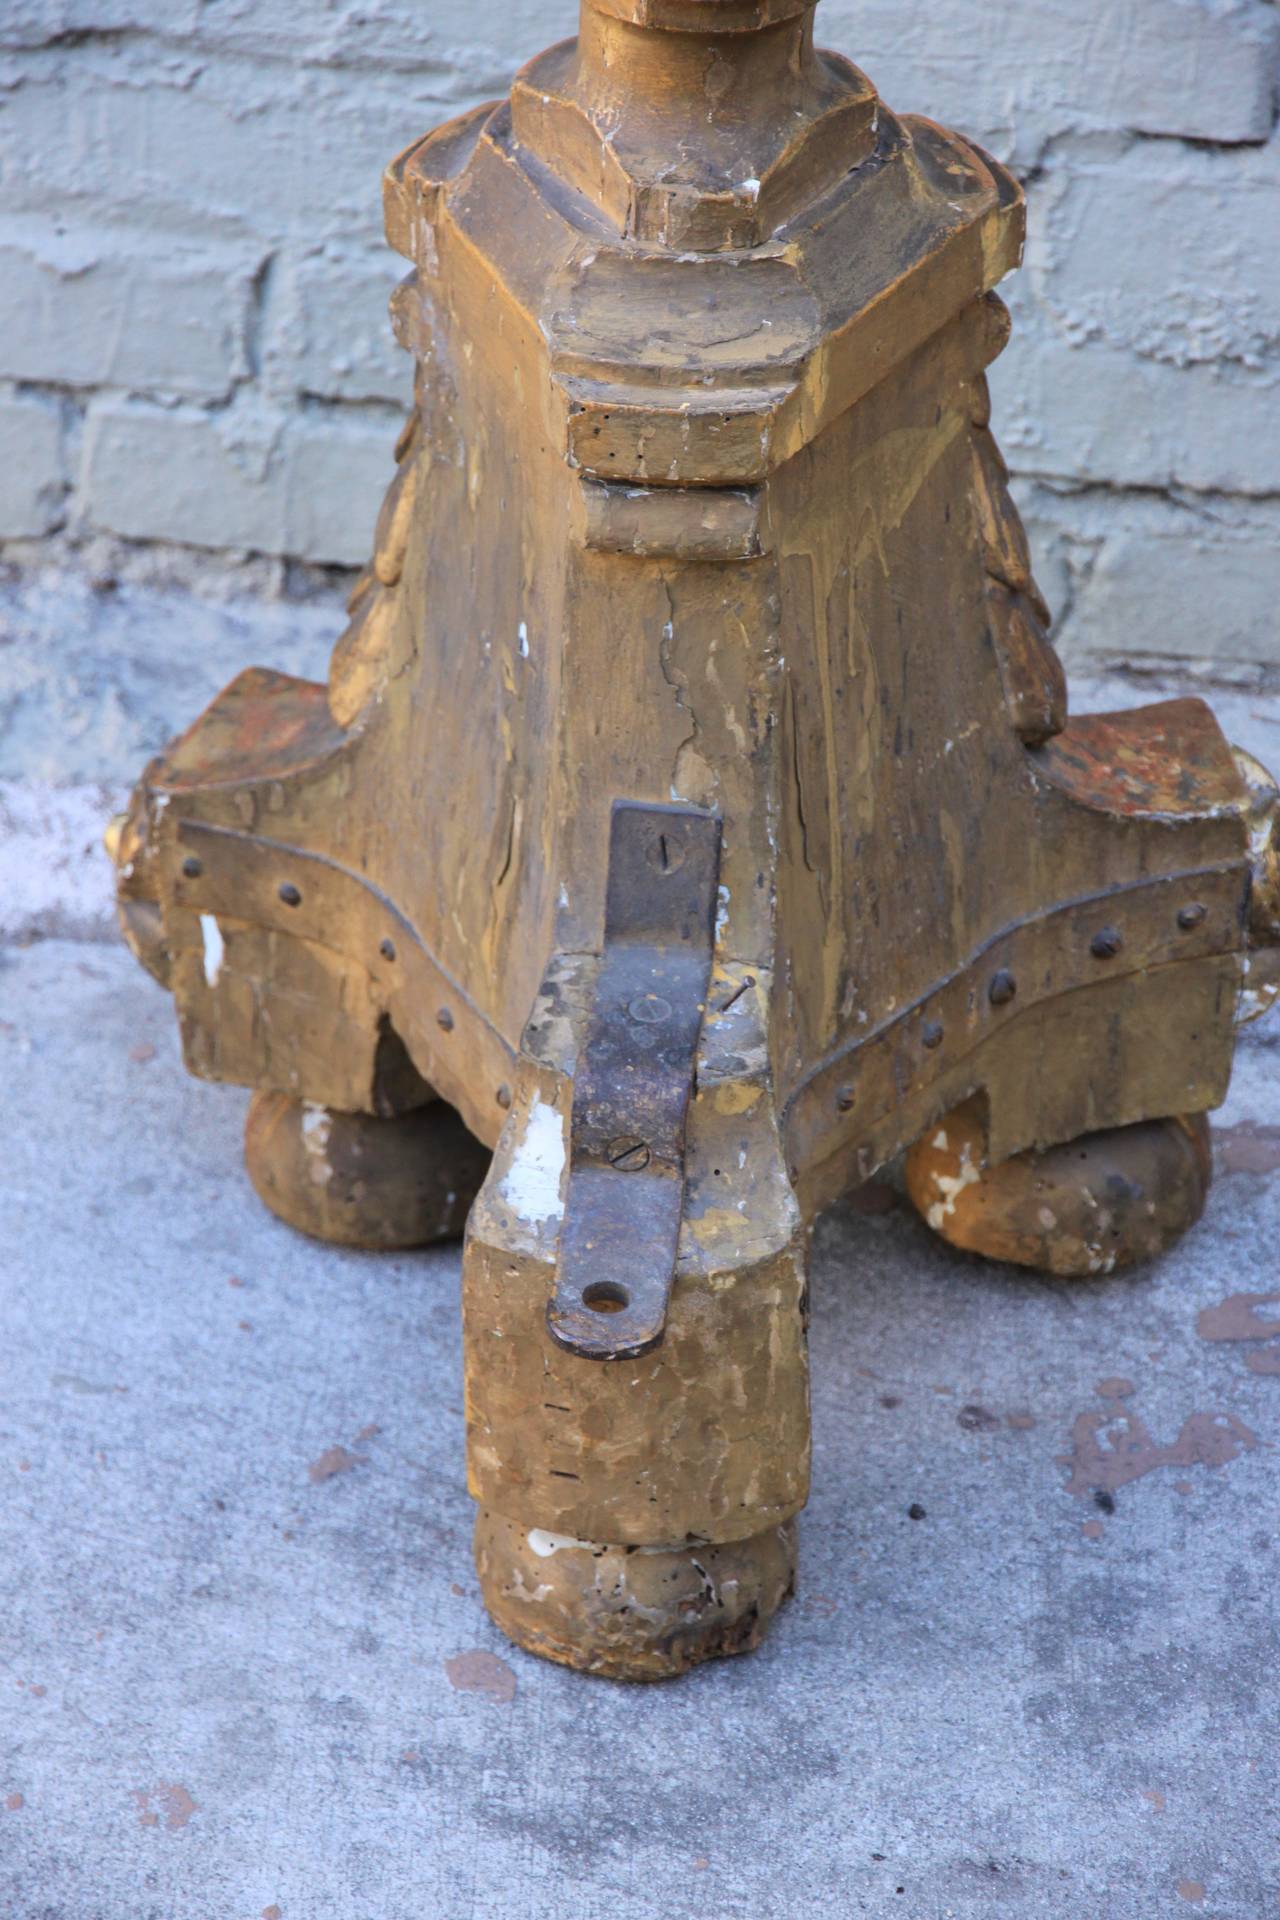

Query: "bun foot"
(904, 1098), (1212, 1277)
(244, 1092), (488, 1249)
(473, 1509), (797, 1682)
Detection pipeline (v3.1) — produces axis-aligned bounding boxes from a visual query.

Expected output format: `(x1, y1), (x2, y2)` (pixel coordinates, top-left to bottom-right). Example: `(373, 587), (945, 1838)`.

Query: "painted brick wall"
(2, 0), (1277, 668)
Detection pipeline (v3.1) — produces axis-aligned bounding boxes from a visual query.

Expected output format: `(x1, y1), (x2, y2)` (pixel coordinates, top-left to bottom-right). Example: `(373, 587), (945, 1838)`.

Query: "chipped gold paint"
(109, 0), (1277, 1682)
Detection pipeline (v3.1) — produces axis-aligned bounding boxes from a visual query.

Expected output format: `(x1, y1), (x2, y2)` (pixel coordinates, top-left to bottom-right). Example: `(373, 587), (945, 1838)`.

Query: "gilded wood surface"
(108, 0), (1278, 1674)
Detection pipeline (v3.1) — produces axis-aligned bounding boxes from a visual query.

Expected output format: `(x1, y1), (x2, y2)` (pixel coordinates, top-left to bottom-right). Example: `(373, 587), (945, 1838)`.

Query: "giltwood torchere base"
(905, 1103), (1213, 1277)
(245, 1093), (487, 1249)
(103, 0), (1280, 1679)
(474, 1511), (797, 1682)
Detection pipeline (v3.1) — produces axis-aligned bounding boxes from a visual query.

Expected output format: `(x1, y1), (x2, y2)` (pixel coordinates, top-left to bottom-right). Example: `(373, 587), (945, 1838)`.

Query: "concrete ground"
(3, 614), (1280, 1917)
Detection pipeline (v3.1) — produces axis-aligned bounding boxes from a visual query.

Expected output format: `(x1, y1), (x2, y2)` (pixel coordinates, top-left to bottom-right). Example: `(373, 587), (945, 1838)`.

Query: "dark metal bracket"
(546, 800), (722, 1362)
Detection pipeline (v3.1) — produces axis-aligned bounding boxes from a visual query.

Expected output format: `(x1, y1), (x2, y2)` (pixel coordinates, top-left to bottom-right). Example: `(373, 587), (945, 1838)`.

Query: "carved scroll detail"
(970, 381), (1065, 747)
(328, 406), (421, 729)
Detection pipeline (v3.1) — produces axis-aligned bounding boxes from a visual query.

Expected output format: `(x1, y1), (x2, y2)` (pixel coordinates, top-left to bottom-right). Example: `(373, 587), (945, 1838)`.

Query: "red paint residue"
(444, 1650), (517, 1704)
(1197, 1291), (1280, 1343)
(1214, 1121), (1280, 1176)
(133, 1784), (198, 1831)
(307, 1445), (364, 1484)
(1060, 1381), (1258, 1497)
(1196, 1290), (1280, 1377)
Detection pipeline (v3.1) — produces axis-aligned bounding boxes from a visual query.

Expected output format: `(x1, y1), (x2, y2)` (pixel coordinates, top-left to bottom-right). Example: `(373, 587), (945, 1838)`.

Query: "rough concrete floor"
(2, 938), (1278, 1920)
(3, 634), (1280, 1918)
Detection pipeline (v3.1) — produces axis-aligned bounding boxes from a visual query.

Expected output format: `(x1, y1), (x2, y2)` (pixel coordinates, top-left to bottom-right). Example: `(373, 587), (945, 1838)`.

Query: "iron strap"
(546, 801), (722, 1362)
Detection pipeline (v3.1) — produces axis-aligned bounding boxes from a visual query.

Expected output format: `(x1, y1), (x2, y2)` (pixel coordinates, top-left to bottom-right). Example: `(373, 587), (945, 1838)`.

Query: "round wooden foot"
(904, 1100), (1211, 1277)
(244, 1093), (489, 1249)
(473, 1509), (797, 1682)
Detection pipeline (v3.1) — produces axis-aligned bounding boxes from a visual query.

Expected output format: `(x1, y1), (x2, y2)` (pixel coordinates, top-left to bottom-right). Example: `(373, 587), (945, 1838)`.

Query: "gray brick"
(183, 0), (563, 88)
(281, 406), (402, 566)
(1016, 483), (1280, 669)
(0, 42), (471, 244)
(994, 311), (1280, 498)
(82, 393), (396, 567)
(1020, 140), (1280, 373)
(0, 388), (66, 538)
(264, 246), (410, 407)
(0, 0), (200, 47)
(0, 218), (261, 401)
(825, 0), (1280, 159)
(990, 139), (1280, 496)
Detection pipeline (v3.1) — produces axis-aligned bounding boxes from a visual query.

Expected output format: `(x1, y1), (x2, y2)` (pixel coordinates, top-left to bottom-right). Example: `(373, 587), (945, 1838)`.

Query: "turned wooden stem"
(585, 0), (814, 32)
(577, 0), (821, 117)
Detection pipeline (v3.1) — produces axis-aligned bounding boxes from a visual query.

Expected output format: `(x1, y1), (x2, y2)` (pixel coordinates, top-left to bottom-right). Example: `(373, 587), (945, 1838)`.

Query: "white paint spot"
(199, 913), (224, 987)
(715, 884), (731, 943)
(498, 1097), (566, 1226)
(517, 621), (529, 658)
(925, 1145), (981, 1230)
(301, 1103), (333, 1187)
(527, 1528), (592, 1558)
(932, 1130), (949, 1150)
(739, 177), (761, 201)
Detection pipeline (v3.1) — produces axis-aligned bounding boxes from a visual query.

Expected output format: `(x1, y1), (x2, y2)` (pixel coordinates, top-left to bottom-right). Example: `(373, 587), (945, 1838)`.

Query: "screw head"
(278, 881), (302, 907)
(629, 993), (673, 1025)
(379, 937), (396, 962)
(495, 1083), (512, 1110)
(645, 831), (687, 875)
(836, 1086), (856, 1113)
(181, 855), (203, 879)
(921, 1019), (944, 1051)
(436, 1007), (455, 1032)
(989, 969), (1017, 1007)
(1090, 925), (1123, 959)
(1178, 903), (1207, 931)
(608, 1137), (651, 1172)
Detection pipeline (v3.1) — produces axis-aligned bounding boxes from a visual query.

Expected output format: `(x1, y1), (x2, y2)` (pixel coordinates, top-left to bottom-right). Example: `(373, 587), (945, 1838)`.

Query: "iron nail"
(1090, 925), (1123, 959)
(836, 1086), (856, 1113)
(496, 1083), (512, 1110)
(921, 1019), (944, 1050)
(1178, 903), (1207, 931)
(278, 881), (302, 907)
(437, 1007), (455, 1032)
(989, 969), (1017, 1007)
(181, 855), (203, 879)
(379, 938), (396, 962)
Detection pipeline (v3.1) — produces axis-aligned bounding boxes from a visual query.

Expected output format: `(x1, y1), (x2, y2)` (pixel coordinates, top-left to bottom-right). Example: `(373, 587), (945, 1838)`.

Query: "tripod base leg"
(244, 1092), (488, 1249)
(904, 1099), (1212, 1277)
(474, 1509), (797, 1682)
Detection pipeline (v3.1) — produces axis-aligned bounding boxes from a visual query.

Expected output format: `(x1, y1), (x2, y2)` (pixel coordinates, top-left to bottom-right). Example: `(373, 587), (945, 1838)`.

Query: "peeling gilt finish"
(108, 0), (1280, 1678)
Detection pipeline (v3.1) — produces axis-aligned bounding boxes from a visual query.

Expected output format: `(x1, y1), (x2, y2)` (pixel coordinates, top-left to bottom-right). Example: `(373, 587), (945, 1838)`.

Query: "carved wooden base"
(904, 1099), (1212, 1277)
(474, 1509), (797, 1682)
(244, 1092), (488, 1249)
(96, 0), (1280, 1687)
